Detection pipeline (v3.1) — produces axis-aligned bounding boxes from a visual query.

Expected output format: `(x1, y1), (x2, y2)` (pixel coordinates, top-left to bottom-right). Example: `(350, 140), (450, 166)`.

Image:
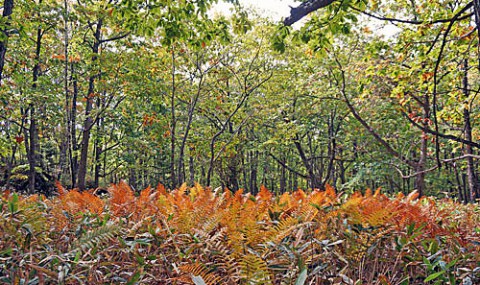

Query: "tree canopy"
(0, 0), (479, 202)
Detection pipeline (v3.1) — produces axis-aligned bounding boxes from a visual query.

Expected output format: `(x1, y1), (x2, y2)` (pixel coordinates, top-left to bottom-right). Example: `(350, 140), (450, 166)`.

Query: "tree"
(0, 0), (14, 84)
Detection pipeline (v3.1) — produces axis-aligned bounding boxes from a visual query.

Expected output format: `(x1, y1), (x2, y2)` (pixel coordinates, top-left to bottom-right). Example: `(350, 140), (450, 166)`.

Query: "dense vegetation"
(0, 0), (480, 202)
(1, 1), (480, 284)
(1, 182), (479, 284)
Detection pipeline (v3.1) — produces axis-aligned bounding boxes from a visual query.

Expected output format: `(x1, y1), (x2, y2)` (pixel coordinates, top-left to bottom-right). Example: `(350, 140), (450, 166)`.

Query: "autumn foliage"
(0, 183), (479, 284)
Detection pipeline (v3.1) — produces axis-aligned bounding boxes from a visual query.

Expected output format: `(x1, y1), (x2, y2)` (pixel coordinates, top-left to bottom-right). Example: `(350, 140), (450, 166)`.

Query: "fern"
(71, 223), (121, 254)
(239, 253), (272, 284)
(179, 263), (222, 285)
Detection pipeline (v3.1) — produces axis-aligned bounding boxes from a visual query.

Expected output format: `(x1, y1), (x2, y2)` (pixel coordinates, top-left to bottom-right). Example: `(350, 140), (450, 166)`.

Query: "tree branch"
(403, 112), (480, 149)
(351, 5), (473, 25)
(392, 154), (480, 179)
(284, 0), (336, 26)
(269, 153), (308, 179)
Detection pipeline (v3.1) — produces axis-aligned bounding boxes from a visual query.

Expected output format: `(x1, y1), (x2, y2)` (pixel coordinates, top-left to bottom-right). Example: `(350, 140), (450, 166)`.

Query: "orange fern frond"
(109, 180), (135, 217)
(256, 185), (273, 202)
(156, 183), (167, 195)
(55, 181), (68, 196)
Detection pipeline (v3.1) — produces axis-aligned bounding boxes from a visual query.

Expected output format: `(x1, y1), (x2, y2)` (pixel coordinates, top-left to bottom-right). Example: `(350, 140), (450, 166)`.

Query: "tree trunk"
(27, 22), (43, 194)
(414, 132), (428, 197)
(177, 74), (203, 185)
(0, 0), (14, 84)
(473, 0), (480, 70)
(414, 92), (430, 197)
(170, 50), (176, 188)
(27, 107), (37, 194)
(69, 62), (79, 187)
(189, 147), (195, 185)
(249, 151), (258, 194)
(322, 113), (337, 189)
(94, 118), (103, 188)
(77, 19), (102, 191)
(462, 59), (479, 202)
(293, 134), (321, 189)
(280, 154), (286, 193)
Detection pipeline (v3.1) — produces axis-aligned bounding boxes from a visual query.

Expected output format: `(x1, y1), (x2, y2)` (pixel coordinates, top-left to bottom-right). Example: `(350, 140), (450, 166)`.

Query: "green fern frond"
(71, 223), (121, 254)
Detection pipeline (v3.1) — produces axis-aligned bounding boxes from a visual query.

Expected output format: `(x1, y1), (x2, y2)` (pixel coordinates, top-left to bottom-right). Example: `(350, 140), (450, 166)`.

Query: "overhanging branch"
(284, 0), (336, 26)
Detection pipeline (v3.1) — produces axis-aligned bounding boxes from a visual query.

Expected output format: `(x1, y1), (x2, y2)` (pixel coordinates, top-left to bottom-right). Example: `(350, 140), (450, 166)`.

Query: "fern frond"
(109, 180), (135, 217)
(71, 223), (121, 254)
(180, 263), (222, 285)
(239, 253), (272, 284)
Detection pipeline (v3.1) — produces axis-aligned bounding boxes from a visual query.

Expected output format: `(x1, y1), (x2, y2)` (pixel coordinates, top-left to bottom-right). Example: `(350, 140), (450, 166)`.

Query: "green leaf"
(294, 268), (308, 285)
(8, 193), (18, 214)
(424, 271), (445, 282)
(126, 271), (141, 285)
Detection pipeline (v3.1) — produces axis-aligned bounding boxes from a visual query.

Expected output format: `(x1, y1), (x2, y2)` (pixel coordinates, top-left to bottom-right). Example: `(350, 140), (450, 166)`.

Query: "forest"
(0, 0), (479, 284)
(0, 0), (479, 202)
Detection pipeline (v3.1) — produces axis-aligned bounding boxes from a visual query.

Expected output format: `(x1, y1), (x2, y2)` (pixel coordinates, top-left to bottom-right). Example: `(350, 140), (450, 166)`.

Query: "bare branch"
(269, 153), (309, 179)
(392, 154), (480, 179)
(351, 5), (473, 25)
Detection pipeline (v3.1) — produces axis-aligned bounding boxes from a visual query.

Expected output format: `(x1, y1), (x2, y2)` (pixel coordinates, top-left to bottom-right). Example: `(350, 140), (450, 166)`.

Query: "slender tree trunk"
(27, 107), (37, 194)
(170, 50), (176, 188)
(414, 92), (430, 197)
(27, 20), (43, 194)
(293, 135), (320, 189)
(189, 147), (195, 185)
(242, 153), (248, 191)
(177, 74), (203, 185)
(338, 147), (346, 184)
(0, 0), (14, 84)
(414, 138), (427, 197)
(462, 59), (479, 201)
(0, 0), (19, 188)
(77, 19), (102, 191)
(249, 151), (258, 194)
(94, 117), (103, 188)
(69, 62), (78, 187)
(129, 164), (136, 189)
(322, 113), (337, 189)
(280, 154), (286, 193)
(58, 0), (69, 184)
(473, 0), (480, 70)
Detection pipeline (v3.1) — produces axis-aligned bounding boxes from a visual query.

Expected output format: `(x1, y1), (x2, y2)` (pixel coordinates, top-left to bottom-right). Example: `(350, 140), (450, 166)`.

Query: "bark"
(27, 107), (36, 194)
(280, 154), (286, 193)
(94, 116), (104, 188)
(207, 94), (247, 185)
(338, 147), (346, 184)
(462, 59), (479, 201)
(170, 50), (176, 188)
(473, 0), (480, 70)
(0, 0), (14, 84)
(77, 19), (102, 191)
(293, 134), (321, 189)
(59, 0), (68, 183)
(322, 112), (337, 188)
(129, 164), (136, 189)
(68, 62), (79, 187)
(415, 132), (427, 197)
(189, 147), (194, 185)
(284, 0), (336, 26)
(249, 151), (258, 194)
(27, 20), (43, 194)
(177, 72), (203, 185)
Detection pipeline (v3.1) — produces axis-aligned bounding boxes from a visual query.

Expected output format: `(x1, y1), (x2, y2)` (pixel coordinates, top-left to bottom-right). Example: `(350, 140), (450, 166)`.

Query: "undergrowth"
(0, 182), (479, 284)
